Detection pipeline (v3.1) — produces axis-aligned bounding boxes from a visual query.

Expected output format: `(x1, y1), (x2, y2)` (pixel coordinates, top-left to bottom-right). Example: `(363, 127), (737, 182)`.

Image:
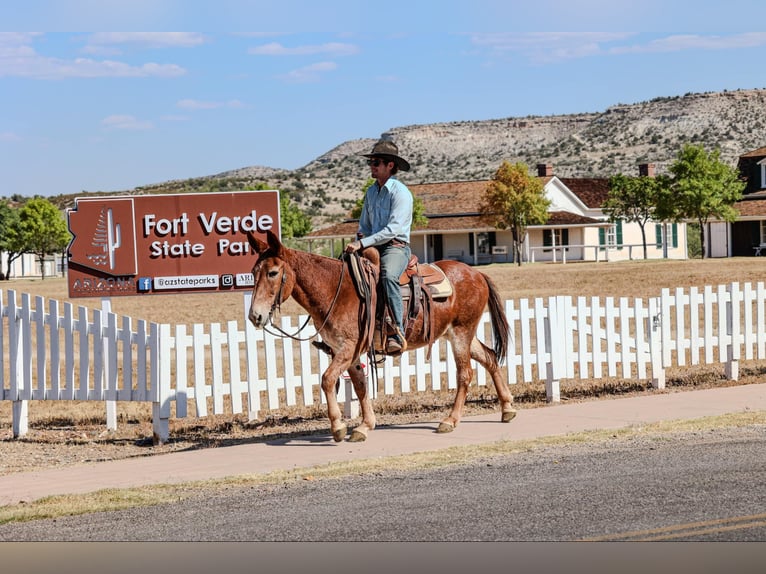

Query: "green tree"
(658, 144), (744, 258)
(279, 193), (312, 238)
(479, 161), (550, 266)
(602, 173), (663, 260)
(244, 183), (312, 238)
(0, 202), (25, 280)
(351, 178), (428, 227)
(18, 198), (70, 279)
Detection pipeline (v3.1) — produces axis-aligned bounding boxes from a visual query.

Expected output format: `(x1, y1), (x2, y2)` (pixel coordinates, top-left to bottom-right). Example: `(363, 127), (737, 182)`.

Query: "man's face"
(367, 156), (394, 178)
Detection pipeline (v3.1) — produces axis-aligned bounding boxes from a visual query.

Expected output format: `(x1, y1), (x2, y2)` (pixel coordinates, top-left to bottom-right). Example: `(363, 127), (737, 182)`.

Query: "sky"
(3, 1), (766, 198)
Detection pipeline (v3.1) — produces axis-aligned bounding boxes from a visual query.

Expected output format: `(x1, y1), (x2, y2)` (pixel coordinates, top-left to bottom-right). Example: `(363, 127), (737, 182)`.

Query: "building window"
(477, 231), (496, 255)
(543, 228), (569, 251)
(655, 223), (679, 248)
(598, 220), (623, 250)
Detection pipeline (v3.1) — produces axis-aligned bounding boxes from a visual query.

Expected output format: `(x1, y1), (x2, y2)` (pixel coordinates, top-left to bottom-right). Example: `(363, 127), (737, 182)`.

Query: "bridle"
(254, 254), (347, 342)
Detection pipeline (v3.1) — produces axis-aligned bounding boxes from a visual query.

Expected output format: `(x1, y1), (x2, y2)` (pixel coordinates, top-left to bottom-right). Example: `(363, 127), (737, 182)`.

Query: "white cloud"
(81, 33), (207, 56)
(249, 42), (358, 56)
(86, 32), (207, 48)
(470, 32), (766, 64)
(0, 33), (187, 79)
(0, 131), (21, 142)
(101, 115), (154, 130)
(279, 61), (338, 83)
(470, 32), (631, 64)
(176, 99), (244, 110)
(610, 33), (766, 55)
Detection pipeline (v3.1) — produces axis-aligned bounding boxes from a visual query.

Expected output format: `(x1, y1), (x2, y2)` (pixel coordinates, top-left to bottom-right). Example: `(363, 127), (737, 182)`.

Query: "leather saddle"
(399, 255), (453, 300)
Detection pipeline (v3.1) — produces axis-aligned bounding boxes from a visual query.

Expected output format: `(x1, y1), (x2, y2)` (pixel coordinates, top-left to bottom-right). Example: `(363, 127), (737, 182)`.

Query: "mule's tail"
(484, 273), (509, 366)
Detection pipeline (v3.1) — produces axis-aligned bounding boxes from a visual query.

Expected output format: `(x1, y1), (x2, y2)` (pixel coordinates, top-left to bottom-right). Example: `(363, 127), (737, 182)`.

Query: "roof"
(308, 176), (612, 239)
(738, 146), (766, 159)
(556, 177), (611, 209)
(734, 196), (766, 217)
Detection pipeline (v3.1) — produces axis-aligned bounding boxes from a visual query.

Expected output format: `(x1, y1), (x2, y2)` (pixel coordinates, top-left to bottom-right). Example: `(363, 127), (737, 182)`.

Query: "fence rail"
(3, 282), (763, 442)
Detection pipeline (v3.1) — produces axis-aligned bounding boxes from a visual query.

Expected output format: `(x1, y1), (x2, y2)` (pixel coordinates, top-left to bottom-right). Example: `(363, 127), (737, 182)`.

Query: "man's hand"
(345, 240), (362, 254)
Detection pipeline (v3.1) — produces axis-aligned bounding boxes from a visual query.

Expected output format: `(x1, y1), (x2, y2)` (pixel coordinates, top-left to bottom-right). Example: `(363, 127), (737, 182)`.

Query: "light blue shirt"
(357, 177), (413, 248)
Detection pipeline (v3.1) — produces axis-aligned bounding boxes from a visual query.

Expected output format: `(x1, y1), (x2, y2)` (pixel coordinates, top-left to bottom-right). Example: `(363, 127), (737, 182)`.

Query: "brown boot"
(385, 336), (403, 355)
(385, 328), (407, 355)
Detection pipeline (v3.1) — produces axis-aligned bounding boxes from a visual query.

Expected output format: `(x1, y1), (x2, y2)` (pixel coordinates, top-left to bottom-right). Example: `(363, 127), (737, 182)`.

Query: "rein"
(260, 254), (347, 342)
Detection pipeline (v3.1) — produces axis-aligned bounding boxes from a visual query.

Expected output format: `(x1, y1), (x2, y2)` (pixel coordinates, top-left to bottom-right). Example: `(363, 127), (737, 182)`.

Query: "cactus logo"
(67, 198), (138, 276)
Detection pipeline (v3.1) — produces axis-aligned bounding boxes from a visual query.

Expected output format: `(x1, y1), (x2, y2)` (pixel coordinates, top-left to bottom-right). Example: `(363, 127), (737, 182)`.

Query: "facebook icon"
(137, 277), (152, 292)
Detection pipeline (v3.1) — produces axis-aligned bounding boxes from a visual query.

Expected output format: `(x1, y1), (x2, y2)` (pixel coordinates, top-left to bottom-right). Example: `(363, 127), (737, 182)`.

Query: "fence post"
(648, 296), (665, 389)
(8, 291), (29, 438)
(544, 296), (562, 403)
(725, 282), (740, 380)
(101, 298), (117, 431)
(151, 323), (172, 445)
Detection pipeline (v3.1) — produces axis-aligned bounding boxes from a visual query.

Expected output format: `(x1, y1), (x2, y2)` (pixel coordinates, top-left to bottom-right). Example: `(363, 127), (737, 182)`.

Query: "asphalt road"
(1, 425), (765, 541)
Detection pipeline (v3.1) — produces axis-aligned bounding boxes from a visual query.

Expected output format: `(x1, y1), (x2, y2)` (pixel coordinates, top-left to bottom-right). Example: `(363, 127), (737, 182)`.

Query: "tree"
(351, 177), (428, 227)
(18, 198), (71, 279)
(245, 183), (312, 238)
(658, 144), (744, 258)
(479, 161), (550, 266)
(0, 202), (25, 280)
(279, 193), (312, 238)
(602, 173), (663, 260)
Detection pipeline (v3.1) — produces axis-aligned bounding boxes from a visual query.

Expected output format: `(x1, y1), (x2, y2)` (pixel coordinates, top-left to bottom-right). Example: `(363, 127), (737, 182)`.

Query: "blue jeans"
(378, 242), (410, 337)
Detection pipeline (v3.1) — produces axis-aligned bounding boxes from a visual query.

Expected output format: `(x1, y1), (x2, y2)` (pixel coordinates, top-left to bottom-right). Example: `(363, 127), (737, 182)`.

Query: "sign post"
(66, 190), (281, 443)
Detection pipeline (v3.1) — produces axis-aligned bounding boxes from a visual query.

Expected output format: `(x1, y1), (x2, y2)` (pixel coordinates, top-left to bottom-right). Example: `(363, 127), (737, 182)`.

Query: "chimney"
(537, 163), (554, 177)
(638, 163), (656, 177)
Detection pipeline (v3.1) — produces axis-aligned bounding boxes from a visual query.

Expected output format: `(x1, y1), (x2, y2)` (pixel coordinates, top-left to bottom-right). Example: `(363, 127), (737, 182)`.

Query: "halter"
(256, 254), (347, 342)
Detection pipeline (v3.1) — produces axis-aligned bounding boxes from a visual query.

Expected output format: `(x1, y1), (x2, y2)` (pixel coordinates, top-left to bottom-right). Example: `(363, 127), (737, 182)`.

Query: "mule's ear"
(266, 229), (282, 250)
(266, 229), (288, 257)
(247, 231), (268, 254)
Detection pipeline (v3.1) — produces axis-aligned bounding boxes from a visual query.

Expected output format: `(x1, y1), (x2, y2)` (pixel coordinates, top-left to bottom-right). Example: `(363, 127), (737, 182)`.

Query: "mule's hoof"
(332, 425), (348, 442)
(436, 422), (455, 433)
(349, 429), (367, 442)
(502, 409), (517, 423)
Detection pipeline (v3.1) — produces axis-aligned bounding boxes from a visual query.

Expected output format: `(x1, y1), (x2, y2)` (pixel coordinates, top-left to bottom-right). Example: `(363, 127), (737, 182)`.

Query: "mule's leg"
(437, 330), (474, 433)
(321, 358), (352, 442)
(346, 361), (376, 442)
(469, 337), (516, 423)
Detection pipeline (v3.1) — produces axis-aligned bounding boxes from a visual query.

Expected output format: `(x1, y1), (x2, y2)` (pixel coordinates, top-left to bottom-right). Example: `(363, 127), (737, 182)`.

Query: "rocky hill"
(52, 88), (766, 226)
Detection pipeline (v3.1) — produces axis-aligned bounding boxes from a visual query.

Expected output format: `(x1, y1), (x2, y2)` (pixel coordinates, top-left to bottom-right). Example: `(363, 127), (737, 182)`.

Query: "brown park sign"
(66, 190), (281, 298)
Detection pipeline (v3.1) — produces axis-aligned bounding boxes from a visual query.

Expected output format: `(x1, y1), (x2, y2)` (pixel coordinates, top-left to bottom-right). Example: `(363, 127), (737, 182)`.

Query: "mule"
(246, 230), (516, 442)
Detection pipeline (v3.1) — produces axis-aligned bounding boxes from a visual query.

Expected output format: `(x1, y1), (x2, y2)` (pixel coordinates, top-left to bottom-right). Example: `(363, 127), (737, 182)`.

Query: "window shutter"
(616, 220), (623, 250)
(562, 229), (569, 245)
(671, 223), (678, 248)
(599, 227), (605, 251)
(655, 224), (662, 248)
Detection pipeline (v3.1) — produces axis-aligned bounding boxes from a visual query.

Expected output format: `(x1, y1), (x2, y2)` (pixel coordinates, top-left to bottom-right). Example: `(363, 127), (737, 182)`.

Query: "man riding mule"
(246, 133), (515, 444)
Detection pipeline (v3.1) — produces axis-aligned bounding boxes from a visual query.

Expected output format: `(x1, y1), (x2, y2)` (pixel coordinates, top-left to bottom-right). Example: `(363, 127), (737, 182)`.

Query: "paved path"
(1, 383), (765, 506)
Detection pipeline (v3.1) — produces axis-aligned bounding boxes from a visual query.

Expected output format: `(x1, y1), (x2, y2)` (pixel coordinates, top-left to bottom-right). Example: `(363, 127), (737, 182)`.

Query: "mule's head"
(246, 229), (295, 328)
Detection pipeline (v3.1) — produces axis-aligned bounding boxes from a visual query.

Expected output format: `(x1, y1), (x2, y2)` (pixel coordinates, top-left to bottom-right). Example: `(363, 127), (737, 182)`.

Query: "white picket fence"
(1, 282), (762, 443)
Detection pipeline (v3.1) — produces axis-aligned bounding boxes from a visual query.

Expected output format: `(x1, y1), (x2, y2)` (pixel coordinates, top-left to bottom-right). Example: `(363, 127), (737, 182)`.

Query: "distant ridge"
(53, 88), (766, 224)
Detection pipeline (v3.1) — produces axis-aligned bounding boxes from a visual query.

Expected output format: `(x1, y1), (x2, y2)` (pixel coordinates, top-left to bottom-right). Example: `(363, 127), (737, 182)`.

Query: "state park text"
(143, 209), (274, 258)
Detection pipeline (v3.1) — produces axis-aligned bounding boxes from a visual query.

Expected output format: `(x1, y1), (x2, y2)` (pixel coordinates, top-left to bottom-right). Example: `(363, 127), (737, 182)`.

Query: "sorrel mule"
(246, 230), (516, 442)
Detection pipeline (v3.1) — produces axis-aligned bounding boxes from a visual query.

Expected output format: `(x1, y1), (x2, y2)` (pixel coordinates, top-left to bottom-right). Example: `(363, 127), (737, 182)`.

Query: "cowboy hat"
(361, 138), (411, 172)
